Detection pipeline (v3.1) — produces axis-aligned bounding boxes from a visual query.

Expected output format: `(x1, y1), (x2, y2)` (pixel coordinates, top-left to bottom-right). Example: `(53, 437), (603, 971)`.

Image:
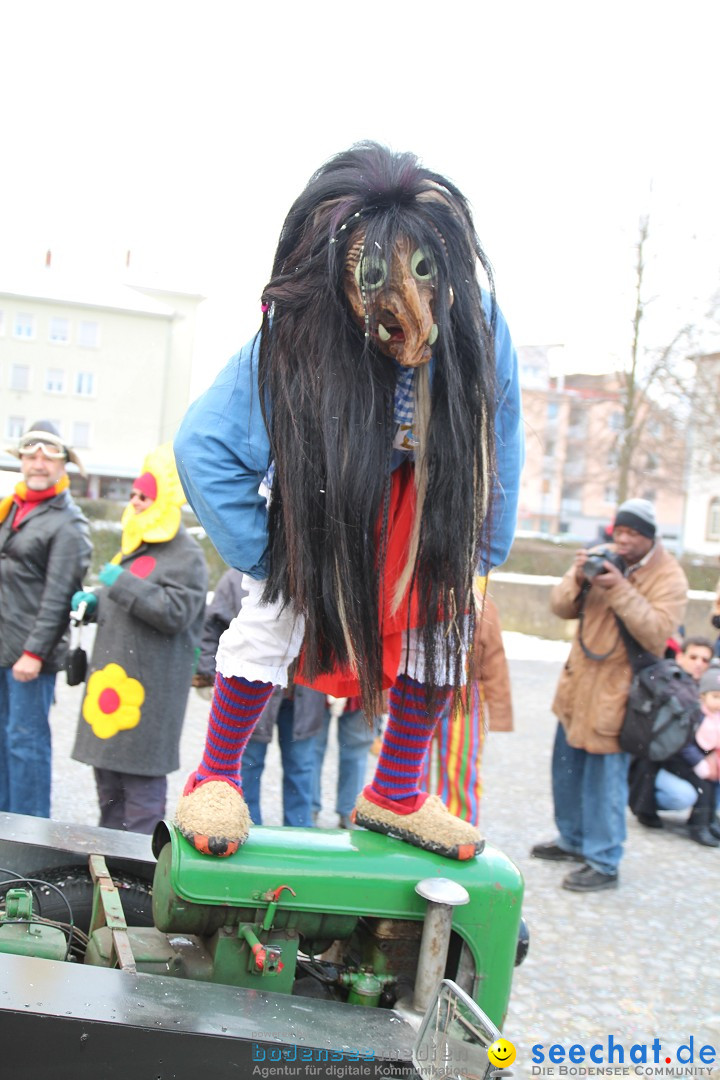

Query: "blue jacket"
(174, 305), (523, 579)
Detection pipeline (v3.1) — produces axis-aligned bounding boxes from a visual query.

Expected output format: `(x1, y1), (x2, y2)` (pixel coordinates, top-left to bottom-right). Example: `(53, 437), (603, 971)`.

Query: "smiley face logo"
(487, 1038), (516, 1068)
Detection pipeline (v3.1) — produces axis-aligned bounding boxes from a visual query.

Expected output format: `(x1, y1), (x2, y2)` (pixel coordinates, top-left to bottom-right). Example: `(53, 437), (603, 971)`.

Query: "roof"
(0, 274), (177, 318)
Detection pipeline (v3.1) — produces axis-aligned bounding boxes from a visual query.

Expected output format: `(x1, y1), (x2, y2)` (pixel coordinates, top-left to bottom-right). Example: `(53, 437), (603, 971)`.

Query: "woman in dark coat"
(71, 444), (208, 833)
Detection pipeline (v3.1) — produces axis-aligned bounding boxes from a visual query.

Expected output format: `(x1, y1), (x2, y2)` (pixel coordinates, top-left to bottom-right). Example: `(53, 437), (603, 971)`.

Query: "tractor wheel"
(28, 864), (154, 958)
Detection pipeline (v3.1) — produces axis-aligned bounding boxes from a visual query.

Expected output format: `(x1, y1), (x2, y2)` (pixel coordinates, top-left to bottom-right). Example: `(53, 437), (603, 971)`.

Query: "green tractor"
(0, 812), (526, 1078)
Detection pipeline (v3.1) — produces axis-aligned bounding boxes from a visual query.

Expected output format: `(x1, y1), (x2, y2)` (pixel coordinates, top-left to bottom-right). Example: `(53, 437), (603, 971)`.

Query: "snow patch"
(502, 631), (570, 662)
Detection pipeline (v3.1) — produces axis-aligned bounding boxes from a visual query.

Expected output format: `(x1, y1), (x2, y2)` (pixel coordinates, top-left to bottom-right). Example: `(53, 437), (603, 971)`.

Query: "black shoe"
(562, 865), (618, 892)
(636, 812), (663, 829)
(530, 841), (584, 862)
(689, 826), (720, 848)
(709, 818), (720, 841)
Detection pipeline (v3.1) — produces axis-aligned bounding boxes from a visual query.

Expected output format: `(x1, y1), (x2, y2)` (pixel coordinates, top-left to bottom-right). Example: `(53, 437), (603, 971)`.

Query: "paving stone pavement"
(48, 652), (720, 1079)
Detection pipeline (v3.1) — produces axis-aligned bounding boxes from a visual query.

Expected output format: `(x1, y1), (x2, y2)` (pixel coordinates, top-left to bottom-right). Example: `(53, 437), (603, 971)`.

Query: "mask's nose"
(383, 272), (435, 367)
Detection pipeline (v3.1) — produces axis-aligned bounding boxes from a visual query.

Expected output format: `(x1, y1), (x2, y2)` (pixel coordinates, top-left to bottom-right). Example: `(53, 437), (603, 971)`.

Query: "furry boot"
(175, 674), (274, 856)
(352, 675), (483, 860)
(175, 775), (252, 857)
(353, 787), (483, 860)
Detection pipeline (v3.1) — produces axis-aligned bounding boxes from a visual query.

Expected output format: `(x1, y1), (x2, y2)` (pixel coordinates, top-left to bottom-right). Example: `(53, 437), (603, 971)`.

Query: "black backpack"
(619, 659), (701, 761)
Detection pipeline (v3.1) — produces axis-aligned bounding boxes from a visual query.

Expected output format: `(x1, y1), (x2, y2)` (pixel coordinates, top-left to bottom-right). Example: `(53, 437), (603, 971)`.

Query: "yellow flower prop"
(82, 663), (145, 739)
(120, 442), (187, 554)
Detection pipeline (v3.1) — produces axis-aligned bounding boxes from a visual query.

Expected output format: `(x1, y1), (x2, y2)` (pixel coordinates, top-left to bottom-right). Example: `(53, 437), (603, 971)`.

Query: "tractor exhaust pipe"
(412, 877), (470, 1013)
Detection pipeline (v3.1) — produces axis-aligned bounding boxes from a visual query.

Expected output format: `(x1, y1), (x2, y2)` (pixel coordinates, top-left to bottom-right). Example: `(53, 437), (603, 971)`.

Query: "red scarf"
(0, 475), (70, 529)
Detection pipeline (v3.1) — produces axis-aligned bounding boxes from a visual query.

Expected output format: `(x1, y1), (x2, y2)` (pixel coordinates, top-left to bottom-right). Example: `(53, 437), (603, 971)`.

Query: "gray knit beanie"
(614, 498), (656, 540)
(699, 666), (720, 696)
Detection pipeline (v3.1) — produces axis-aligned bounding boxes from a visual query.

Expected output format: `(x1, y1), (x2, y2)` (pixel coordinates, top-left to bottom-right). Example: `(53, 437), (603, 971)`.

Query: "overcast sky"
(3, 0), (718, 394)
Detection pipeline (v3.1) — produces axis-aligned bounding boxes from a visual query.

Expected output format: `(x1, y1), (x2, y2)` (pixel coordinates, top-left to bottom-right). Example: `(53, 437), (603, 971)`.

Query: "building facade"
(516, 347), (686, 548)
(682, 351), (720, 556)
(0, 274), (202, 497)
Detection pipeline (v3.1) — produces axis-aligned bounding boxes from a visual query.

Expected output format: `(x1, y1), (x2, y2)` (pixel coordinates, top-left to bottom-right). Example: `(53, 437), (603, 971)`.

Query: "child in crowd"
(662, 665), (720, 847)
(70, 444), (207, 833)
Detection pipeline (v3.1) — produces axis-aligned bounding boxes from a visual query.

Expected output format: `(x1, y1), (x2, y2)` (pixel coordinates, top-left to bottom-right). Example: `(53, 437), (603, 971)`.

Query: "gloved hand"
(70, 590), (97, 617)
(711, 614), (720, 631)
(99, 563), (124, 587)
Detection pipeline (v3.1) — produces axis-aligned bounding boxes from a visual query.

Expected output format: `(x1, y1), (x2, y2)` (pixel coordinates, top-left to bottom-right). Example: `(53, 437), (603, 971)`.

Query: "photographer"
(531, 499), (688, 892)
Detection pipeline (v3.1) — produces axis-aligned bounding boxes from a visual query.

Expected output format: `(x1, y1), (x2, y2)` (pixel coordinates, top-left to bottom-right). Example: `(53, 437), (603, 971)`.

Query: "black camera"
(583, 547), (626, 581)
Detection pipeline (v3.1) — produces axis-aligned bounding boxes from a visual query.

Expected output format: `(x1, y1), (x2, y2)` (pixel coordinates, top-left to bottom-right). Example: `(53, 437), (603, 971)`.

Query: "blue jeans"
(551, 722), (631, 875)
(242, 698), (318, 826)
(655, 768), (698, 811)
(0, 667), (56, 818)
(313, 710), (379, 816)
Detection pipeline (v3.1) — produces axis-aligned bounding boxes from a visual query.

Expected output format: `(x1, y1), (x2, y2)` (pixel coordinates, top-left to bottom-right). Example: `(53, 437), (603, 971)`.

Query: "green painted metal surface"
(153, 823), (523, 1026)
(210, 926), (297, 993)
(0, 888), (67, 961)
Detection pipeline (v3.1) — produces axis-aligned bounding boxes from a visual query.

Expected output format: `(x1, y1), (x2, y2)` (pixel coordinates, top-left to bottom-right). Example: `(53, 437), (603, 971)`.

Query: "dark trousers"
(628, 757), (660, 817)
(94, 768), (167, 834)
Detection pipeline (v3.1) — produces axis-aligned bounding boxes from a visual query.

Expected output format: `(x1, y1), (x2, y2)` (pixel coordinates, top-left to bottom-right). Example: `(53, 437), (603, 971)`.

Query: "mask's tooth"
(427, 324), (438, 346)
(377, 322), (391, 342)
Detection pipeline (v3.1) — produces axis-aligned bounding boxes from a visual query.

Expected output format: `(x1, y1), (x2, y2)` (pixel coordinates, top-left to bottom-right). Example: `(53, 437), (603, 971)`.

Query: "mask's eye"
(354, 255), (388, 291)
(410, 248), (437, 282)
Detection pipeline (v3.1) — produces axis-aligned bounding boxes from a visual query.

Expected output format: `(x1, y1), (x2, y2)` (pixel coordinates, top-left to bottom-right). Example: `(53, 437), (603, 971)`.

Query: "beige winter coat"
(551, 542), (688, 754)
(470, 593), (513, 732)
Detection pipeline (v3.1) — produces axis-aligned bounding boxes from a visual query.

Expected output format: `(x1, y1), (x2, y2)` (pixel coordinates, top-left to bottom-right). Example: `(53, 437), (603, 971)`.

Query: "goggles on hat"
(18, 437), (67, 461)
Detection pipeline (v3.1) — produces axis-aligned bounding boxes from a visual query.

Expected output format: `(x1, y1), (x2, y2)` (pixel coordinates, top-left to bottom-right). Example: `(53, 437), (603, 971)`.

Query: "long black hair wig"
(258, 142), (497, 718)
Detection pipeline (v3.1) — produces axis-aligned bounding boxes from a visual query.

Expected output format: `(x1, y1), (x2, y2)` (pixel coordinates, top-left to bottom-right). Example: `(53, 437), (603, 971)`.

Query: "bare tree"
(613, 216), (693, 503)
(678, 288), (720, 482)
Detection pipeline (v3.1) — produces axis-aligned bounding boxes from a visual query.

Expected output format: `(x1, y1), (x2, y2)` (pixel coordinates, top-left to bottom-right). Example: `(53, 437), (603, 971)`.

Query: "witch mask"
(344, 233), (450, 368)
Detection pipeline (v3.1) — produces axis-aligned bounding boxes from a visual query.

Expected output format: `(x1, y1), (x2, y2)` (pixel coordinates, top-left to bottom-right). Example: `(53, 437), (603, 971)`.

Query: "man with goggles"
(0, 420), (91, 817)
(18, 434), (68, 461)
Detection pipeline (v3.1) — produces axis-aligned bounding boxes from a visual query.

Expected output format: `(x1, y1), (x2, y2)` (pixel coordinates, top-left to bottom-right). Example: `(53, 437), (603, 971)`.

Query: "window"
(609, 412), (623, 431)
(77, 320), (99, 348)
(9, 364), (30, 391)
(72, 421), (91, 448)
(6, 416), (25, 439)
(49, 316), (70, 344)
(707, 498), (720, 541)
(45, 368), (65, 393)
(13, 312), (34, 340)
(75, 371), (95, 396)
(604, 485), (617, 505)
(547, 401), (559, 420)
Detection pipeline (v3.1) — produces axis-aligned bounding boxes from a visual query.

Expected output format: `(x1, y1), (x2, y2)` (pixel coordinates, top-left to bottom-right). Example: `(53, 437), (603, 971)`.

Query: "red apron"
(296, 462), (421, 697)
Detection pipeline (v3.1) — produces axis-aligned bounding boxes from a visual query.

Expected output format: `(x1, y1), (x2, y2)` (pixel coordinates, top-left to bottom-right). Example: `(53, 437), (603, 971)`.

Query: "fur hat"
(614, 498), (656, 539)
